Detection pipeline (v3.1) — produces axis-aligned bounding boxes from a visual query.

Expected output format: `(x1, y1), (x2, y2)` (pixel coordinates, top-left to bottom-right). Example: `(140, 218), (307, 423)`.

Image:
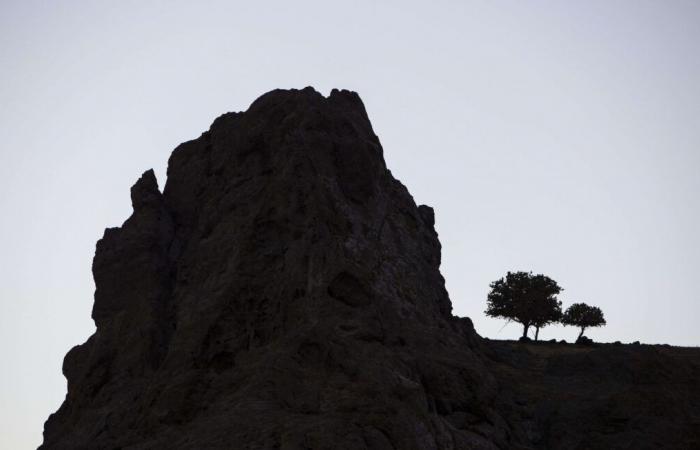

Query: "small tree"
(562, 303), (606, 340)
(485, 271), (562, 340)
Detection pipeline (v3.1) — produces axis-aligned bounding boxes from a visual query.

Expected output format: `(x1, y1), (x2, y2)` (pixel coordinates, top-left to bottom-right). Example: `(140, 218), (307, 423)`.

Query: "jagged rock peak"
(130, 169), (161, 210)
(41, 87), (700, 450)
(42, 88), (504, 450)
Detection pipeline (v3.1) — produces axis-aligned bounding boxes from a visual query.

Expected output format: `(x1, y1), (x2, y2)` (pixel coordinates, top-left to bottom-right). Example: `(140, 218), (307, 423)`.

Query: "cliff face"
(42, 88), (515, 449)
(42, 88), (700, 450)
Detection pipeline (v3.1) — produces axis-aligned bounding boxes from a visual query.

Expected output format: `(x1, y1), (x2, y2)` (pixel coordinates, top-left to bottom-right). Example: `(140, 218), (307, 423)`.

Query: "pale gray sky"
(1, 1), (699, 448)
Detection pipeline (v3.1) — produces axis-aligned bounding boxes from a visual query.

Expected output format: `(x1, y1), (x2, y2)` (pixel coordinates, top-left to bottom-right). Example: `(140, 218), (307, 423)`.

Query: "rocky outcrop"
(41, 88), (700, 450)
(41, 88), (521, 449)
(485, 340), (700, 449)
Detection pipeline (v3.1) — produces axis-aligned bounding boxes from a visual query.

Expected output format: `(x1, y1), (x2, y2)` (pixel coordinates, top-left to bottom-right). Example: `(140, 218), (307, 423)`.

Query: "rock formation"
(485, 340), (700, 449)
(41, 88), (518, 449)
(42, 88), (700, 449)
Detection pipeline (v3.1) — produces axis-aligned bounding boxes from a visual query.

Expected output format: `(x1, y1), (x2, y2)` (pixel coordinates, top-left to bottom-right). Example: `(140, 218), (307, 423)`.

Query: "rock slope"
(41, 88), (520, 449)
(42, 88), (700, 450)
(485, 340), (700, 449)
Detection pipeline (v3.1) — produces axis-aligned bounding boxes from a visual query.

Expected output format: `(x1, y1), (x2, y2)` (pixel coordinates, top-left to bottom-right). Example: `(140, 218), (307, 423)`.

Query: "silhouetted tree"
(531, 287), (563, 341)
(485, 271), (562, 340)
(562, 303), (606, 340)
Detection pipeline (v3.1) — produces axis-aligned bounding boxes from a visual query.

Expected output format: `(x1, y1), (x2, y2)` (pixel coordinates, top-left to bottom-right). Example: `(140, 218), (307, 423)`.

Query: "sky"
(1, 0), (699, 448)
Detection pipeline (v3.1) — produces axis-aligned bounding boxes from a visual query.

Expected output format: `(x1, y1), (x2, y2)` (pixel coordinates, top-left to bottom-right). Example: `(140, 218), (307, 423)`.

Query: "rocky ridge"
(41, 88), (700, 449)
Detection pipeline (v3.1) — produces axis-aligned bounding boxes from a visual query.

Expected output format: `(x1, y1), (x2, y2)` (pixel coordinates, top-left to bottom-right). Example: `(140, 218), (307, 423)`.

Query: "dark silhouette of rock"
(41, 88), (700, 450)
(486, 341), (700, 449)
(41, 88), (519, 449)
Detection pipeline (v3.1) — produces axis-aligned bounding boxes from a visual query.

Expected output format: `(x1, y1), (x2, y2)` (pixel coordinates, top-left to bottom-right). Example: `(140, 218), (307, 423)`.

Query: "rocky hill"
(486, 340), (700, 449)
(41, 88), (700, 449)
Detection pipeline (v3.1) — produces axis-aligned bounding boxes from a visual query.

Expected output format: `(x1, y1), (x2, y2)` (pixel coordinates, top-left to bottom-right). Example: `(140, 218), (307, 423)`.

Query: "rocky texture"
(42, 88), (700, 449)
(485, 340), (700, 449)
(41, 88), (520, 449)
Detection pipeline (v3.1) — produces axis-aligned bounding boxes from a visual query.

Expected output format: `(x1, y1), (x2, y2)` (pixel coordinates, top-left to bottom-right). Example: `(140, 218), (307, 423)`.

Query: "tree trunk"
(578, 327), (586, 340)
(522, 323), (530, 338)
(535, 326), (540, 341)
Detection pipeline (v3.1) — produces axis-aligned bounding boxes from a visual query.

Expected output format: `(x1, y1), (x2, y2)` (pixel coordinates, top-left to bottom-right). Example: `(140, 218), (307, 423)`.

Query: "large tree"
(485, 271), (562, 340)
(530, 275), (564, 341)
(562, 303), (606, 340)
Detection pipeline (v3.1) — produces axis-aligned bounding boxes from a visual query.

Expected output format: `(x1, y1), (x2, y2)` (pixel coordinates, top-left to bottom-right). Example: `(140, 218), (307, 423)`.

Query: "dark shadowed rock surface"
(42, 88), (700, 449)
(485, 341), (700, 449)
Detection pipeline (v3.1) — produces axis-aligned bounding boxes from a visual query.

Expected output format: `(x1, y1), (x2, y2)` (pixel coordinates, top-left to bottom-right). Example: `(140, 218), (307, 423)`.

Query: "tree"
(562, 303), (606, 340)
(530, 275), (563, 341)
(485, 271), (562, 340)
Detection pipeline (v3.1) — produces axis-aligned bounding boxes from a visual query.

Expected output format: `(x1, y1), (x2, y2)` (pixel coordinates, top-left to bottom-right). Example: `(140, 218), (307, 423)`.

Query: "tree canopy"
(485, 271), (562, 340)
(562, 302), (606, 339)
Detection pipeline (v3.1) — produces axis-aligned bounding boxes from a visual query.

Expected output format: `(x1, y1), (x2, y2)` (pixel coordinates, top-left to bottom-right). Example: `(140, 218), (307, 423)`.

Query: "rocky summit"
(42, 88), (700, 449)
